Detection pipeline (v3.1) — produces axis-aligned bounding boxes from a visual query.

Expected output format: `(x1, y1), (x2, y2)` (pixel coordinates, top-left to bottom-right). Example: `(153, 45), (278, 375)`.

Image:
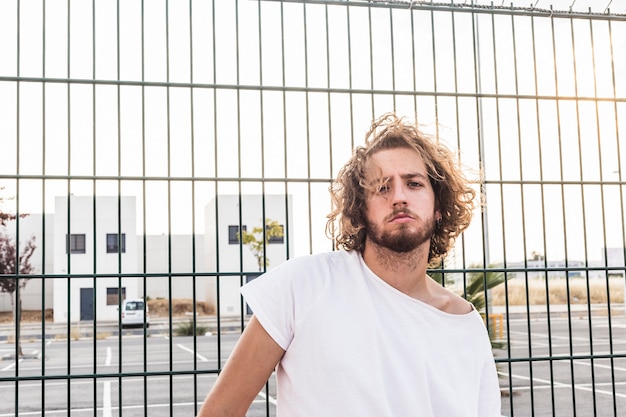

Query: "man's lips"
(388, 212), (415, 222)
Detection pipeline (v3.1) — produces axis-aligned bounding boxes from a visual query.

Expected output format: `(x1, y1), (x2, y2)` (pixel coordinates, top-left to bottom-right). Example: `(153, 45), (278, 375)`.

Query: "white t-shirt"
(241, 250), (502, 417)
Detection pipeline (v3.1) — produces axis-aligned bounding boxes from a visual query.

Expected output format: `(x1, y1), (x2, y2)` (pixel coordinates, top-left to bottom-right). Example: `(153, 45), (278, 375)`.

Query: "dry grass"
(0, 309), (53, 323)
(491, 278), (624, 306)
(148, 298), (215, 317)
(0, 299), (214, 325)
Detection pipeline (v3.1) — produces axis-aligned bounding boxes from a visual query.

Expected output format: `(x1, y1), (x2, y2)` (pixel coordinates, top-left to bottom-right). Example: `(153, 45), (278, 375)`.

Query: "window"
(66, 234), (86, 254)
(124, 300), (144, 311)
(228, 225), (246, 244)
(107, 287), (126, 305)
(268, 224), (284, 244)
(106, 233), (126, 253)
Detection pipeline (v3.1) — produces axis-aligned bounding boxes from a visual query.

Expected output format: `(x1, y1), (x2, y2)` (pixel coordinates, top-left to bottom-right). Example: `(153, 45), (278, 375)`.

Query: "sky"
(0, 0), (625, 266)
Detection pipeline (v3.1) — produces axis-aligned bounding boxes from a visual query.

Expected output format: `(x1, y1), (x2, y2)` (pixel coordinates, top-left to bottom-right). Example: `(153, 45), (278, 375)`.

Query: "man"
(197, 113), (502, 416)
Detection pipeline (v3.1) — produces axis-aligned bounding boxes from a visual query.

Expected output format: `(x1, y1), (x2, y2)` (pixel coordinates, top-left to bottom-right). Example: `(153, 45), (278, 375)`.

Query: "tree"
(238, 218), (284, 272)
(463, 265), (506, 313)
(0, 187), (28, 228)
(464, 264), (508, 349)
(0, 188), (36, 357)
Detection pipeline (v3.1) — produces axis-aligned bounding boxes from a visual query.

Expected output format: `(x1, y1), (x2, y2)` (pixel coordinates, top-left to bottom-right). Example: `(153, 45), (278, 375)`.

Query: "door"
(80, 288), (94, 321)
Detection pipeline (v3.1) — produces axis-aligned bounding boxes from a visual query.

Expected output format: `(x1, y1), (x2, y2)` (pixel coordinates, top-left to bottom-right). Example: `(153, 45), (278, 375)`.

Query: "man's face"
(364, 147), (439, 253)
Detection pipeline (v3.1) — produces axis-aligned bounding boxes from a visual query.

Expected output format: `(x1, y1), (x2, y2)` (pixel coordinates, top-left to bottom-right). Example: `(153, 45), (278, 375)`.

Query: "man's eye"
(408, 181), (422, 188)
(378, 184), (390, 194)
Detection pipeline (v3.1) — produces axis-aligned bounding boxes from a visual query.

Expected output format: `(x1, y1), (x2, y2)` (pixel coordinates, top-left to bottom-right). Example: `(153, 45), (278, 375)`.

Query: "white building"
(52, 195), (140, 323)
(0, 194), (293, 322)
(205, 194), (294, 316)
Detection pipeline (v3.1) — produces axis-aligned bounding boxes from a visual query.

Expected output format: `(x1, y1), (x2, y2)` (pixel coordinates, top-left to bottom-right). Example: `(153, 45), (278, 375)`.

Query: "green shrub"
(175, 320), (209, 336)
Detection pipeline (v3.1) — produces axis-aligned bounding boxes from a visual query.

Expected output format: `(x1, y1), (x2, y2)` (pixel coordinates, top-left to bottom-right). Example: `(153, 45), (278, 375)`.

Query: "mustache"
(385, 208), (418, 222)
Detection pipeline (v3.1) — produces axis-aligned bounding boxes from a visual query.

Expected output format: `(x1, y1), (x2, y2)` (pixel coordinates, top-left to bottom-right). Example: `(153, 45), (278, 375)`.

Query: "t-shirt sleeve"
(240, 263), (296, 351)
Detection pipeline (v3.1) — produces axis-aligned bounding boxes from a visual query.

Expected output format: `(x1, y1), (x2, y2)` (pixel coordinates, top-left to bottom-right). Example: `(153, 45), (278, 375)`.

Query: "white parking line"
(573, 360), (626, 373)
(177, 344), (209, 362)
(105, 346), (112, 366)
(103, 347), (112, 417)
(1, 350), (39, 371)
(0, 361), (18, 372)
(509, 330), (591, 343)
(500, 371), (626, 399)
(103, 382), (112, 417)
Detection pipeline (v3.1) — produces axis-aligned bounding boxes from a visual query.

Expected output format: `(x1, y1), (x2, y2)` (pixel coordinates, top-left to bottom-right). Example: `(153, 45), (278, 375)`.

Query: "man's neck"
(361, 238), (431, 298)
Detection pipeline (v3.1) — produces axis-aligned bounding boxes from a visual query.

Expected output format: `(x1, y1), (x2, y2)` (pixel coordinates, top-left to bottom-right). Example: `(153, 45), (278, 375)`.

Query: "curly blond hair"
(326, 113), (477, 266)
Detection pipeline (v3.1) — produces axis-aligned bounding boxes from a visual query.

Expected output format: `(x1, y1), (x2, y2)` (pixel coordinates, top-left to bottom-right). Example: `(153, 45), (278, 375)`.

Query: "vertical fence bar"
(570, 12), (598, 415)
(41, 0), (48, 408)
(115, 2), (124, 416)
(281, 1), (292, 263)
(548, 6), (579, 414)
(65, 0), (72, 415)
(449, 2), (463, 294)
(409, 7), (418, 127)
(211, 0), (222, 380)
(528, 11), (558, 416)
(471, 14), (493, 387)
(14, 0), (21, 414)
(140, 1), (150, 416)
(256, 3), (271, 410)
(303, 4), (315, 254)
(388, 7), (396, 112)
(346, 4), (355, 152)
(325, 4), (333, 180)
(429, 5), (439, 140)
(367, 6), (374, 117)
(188, 0), (200, 414)
(165, 1), (174, 415)
(37, 2), (48, 415)
(608, 17), (624, 417)
(90, 1), (99, 416)
(589, 16), (617, 417)
(510, 7), (535, 415)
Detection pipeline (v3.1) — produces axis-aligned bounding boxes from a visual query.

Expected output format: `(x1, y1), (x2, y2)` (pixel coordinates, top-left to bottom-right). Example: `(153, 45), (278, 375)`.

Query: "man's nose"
(391, 186), (408, 207)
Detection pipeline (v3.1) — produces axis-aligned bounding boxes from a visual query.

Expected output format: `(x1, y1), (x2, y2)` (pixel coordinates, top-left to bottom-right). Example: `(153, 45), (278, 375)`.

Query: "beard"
(365, 211), (436, 254)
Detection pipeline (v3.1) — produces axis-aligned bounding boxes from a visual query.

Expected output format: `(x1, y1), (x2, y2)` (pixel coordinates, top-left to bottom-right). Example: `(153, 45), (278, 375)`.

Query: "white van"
(121, 299), (150, 328)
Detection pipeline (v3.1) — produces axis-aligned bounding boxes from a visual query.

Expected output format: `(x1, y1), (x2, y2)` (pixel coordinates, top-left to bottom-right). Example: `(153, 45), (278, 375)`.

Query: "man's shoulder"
(283, 249), (356, 268)
(265, 250), (360, 285)
(428, 281), (474, 315)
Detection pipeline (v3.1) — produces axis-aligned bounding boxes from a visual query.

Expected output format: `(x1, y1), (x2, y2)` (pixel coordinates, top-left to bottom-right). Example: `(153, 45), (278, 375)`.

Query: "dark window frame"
(106, 287), (126, 305)
(106, 233), (126, 254)
(66, 233), (86, 254)
(228, 225), (247, 244)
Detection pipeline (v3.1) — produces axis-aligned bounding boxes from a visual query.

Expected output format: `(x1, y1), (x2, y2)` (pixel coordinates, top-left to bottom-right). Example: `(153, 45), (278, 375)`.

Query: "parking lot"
(498, 311), (626, 416)
(0, 331), (276, 417)
(1, 310), (625, 416)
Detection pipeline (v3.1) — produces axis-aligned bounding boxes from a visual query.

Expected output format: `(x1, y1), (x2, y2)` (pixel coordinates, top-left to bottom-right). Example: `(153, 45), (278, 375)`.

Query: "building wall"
(52, 196), (139, 323)
(204, 194), (294, 316)
(136, 234), (208, 301)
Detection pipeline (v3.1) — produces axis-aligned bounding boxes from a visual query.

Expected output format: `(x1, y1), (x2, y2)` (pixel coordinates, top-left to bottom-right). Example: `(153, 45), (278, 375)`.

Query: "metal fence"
(1, 0), (626, 416)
